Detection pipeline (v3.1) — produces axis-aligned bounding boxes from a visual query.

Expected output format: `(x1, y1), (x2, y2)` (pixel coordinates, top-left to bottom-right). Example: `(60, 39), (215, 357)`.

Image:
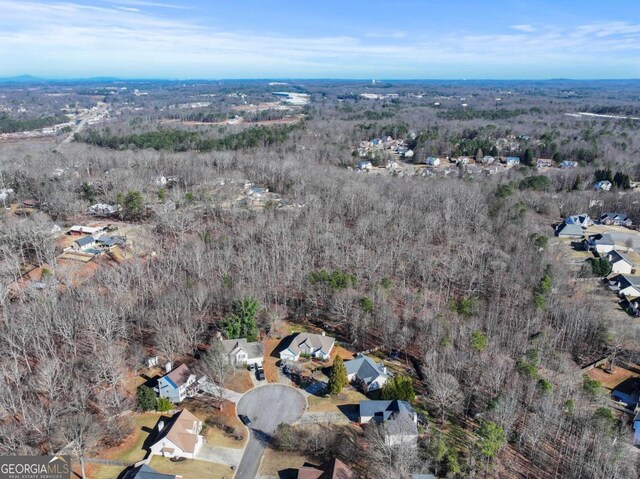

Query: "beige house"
(149, 409), (203, 459)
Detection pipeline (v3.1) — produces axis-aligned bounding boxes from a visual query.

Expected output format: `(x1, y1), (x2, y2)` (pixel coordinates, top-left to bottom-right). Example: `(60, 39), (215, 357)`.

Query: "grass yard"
(85, 464), (126, 479)
(223, 369), (254, 393)
(259, 448), (315, 478)
(149, 456), (234, 479)
(99, 413), (161, 463)
(306, 387), (367, 413)
(183, 399), (247, 448)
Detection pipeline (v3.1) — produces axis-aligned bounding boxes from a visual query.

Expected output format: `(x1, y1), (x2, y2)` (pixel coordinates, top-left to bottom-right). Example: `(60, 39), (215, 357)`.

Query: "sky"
(0, 0), (639, 79)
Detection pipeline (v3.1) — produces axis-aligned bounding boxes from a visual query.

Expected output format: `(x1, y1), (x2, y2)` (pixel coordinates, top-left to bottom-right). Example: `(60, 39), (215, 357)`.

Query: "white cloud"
(511, 24), (536, 33)
(0, 1), (638, 78)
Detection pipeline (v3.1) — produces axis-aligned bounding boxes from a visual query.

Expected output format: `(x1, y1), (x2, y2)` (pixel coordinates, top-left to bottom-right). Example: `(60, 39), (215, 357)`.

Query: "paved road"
(195, 443), (244, 467)
(234, 384), (306, 479)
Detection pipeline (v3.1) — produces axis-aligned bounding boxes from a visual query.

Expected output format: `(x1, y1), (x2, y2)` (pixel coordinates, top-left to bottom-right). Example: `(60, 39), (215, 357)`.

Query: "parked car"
(239, 415), (251, 426)
(256, 367), (265, 381)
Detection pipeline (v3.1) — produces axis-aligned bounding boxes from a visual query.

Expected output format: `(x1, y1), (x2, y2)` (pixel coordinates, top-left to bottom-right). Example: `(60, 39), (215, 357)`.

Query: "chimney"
(164, 361), (172, 373)
(157, 420), (165, 433)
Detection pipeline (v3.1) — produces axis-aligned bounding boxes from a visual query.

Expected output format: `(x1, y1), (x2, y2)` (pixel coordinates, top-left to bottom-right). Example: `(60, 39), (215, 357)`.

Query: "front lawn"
(306, 387), (368, 413)
(149, 456), (234, 479)
(99, 413), (161, 463)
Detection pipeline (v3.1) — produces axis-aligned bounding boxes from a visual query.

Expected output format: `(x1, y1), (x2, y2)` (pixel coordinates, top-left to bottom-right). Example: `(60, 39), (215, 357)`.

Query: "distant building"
(425, 157), (440, 166)
(564, 214), (593, 228)
(359, 400), (419, 446)
(560, 160), (578, 169)
(555, 223), (584, 239)
(593, 180), (612, 191)
(607, 250), (635, 275)
(481, 155), (495, 165)
(536, 158), (554, 168)
(600, 213), (632, 227)
(221, 338), (264, 366)
(345, 354), (390, 392)
(585, 233), (616, 254)
(357, 161), (373, 171)
(504, 157), (520, 166)
(297, 458), (354, 479)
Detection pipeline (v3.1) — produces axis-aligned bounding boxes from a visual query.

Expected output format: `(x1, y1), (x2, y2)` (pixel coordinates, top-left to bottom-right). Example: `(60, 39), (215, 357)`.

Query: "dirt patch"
(330, 345), (355, 363)
(587, 363), (640, 391)
(223, 369), (254, 393)
(263, 338), (282, 383)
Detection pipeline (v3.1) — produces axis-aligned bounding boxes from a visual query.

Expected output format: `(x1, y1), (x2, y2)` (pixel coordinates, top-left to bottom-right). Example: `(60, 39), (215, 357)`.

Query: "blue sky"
(0, 0), (639, 79)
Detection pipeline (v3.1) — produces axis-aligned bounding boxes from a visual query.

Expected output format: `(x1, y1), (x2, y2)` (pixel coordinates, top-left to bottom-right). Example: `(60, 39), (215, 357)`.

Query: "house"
(149, 409), (203, 459)
(634, 411), (640, 446)
(297, 458), (354, 479)
(89, 203), (119, 217)
(359, 400), (418, 446)
(611, 378), (640, 410)
(221, 338), (264, 366)
(481, 155), (495, 165)
(504, 156), (520, 166)
(607, 251), (635, 275)
(536, 158), (554, 168)
(613, 275), (640, 298)
(279, 332), (335, 361)
(345, 354), (389, 392)
(357, 161), (373, 171)
(560, 160), (579, 168)
(585, 233), (616, 254)
(425, 157), (440, 166)
(594, 180), (612, 191)
(95, 235), (126, 249)
(157, 364), (197, 403)
(68, 226), (102, 236)
(564, 214), (593, 228)
(125, 464), (177, 479)
(600, 213), (633, 227)
(73, 236), (97, 251)
(555, 223), (584, 239)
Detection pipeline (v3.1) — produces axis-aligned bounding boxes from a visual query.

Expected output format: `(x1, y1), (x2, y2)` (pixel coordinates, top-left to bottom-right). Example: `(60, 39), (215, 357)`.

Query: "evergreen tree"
(523, 148), (534, 167)
(475, 148), (483, 162)
(328, 356), (348, 394)
(226, 297), (259, 341)
(381, 375), (416, 402)
(136, 385), (156, 411)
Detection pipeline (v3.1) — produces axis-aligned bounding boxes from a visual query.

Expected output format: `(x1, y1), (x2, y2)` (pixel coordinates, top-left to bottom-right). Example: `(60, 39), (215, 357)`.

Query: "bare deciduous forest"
(1, 79), (640, 478)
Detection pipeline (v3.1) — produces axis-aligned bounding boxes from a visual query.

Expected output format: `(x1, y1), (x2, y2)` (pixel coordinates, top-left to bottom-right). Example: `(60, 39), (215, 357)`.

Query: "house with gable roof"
(156, 364), (197, 403)
(149, 409), (203, 459)
(345, 354), (390, 392)
(221, 337), (264, 366)
(279, 332), (335, 361)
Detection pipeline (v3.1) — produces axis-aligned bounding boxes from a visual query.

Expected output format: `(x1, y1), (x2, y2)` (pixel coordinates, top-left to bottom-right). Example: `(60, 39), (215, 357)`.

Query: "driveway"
(195, 443), (244, 467)
(234, 384), (307, 479)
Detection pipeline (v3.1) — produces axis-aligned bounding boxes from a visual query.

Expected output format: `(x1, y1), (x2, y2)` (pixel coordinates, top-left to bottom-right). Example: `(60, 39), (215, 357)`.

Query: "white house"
(279, 332), (335, 361)
(221, 338), (264, 366)
(357, 160), (373, 171)
(425, 157), (440, 166)
(614, 275), (640, 298)
(594, 180), (612, 191)
(607, 251), (635, 275)
(564, 214), (593, 228)
(149, 409), (203, 459)
(560, 160), (578, 168)
(504, 156), (520, 166)
(72, 236), (97, 251)
(481, 155), (495, 165)
(156, 364), (197, 403)
(586, 233), (616, 254)
(600, 213), (633, 227)
(345, 354), (389, 392)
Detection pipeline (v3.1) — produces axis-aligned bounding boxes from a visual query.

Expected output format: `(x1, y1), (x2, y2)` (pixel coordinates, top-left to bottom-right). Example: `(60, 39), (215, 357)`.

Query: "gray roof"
(619, 275), (640, 289)
(96, 235), (126, 247)
(556, 223), (583, 238)
(609, 250), (634, 266)
(345, 355), (388, 386)
(589, 233), (615, 245)
(127, 465), (175, 479)
(360, 400), (415, 421)
(75, 236), (95, 247)
(285, 332), (334, 356)
(384, 410), (418, 437)
(221, 338), (264, 360)
(564, 214), (590, 225)
(601, 212), (630, 222)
